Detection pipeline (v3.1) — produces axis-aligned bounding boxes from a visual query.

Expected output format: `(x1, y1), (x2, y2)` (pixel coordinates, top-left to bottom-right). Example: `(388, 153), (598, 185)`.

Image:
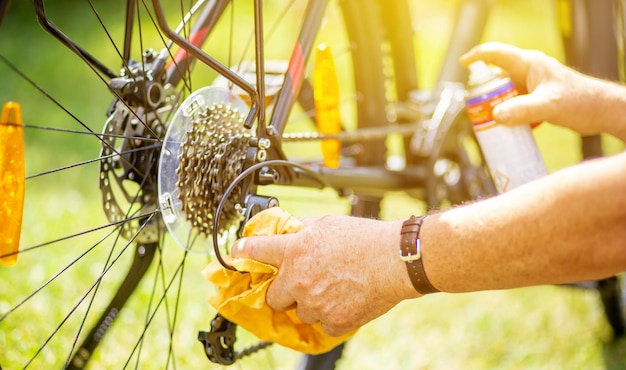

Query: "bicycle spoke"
(122, 250), (187, 369)
(0, 224), (123, 323)
(137, 241), (188, 369)
(0, 53), (102, 138)
(64, 176), (161, 366)
(16, 123), (161, 142)
(22, 211), (153, 367)
(87, 0), (132, 79)
(0, 54), (161, 180)
(1, 209), (157, 328)
(4, 210), (159, 259)
(26, 143), (160, 179)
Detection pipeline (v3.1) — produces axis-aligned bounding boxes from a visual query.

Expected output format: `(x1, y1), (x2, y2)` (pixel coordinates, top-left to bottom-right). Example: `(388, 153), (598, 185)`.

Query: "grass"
(0, 0), (625, 369)
(343, 287), (610, 369)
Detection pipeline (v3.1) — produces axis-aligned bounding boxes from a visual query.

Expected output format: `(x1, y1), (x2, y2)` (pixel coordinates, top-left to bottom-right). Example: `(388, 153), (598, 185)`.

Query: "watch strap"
(400, 215), (439, 295)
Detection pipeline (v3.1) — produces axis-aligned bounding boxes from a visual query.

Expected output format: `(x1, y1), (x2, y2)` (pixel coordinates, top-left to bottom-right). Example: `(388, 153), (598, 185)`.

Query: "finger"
(231, 234), (288, 267)
(460, 42), (526, 70)
(265, 273), (297, 311)
(460, 42), (530, 88)
(493, 92), (553, 126)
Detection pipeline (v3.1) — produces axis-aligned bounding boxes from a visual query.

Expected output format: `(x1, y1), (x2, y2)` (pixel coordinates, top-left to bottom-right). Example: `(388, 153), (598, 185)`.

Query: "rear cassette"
(158, 86), (251, 255)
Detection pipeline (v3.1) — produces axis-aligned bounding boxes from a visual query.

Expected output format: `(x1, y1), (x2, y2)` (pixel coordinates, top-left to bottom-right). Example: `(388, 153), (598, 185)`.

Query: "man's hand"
(460, 42), (622, 138)
(231, 215), (419, 336)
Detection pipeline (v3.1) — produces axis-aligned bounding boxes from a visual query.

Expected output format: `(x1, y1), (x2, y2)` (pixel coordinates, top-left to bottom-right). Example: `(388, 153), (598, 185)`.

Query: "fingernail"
(231, 238), (246, 256)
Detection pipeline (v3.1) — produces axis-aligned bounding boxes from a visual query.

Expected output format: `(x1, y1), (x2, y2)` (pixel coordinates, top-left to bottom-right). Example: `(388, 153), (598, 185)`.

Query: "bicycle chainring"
(158, 86), (251, 255)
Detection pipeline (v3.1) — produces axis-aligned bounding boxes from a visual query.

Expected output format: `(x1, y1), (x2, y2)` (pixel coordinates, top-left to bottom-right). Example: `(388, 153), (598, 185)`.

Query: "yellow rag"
(202, 207), (357, 354)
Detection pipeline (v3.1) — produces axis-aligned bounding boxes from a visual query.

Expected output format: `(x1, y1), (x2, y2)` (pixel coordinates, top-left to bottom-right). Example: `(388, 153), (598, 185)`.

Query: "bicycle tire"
(325, 0), (390, 222)
(0, 0), (401, 368)
(599, 276), (626, 338)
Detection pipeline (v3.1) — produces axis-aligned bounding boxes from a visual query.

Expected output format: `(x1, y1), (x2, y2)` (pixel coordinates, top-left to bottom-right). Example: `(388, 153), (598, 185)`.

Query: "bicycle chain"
(174, 114), (421, 240)
(175, 114), (420, 239)
(280, 122), (420, 142)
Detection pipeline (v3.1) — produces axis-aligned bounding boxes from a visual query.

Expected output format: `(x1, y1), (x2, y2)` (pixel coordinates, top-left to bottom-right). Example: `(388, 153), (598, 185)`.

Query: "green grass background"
(1, 0), (625, 369)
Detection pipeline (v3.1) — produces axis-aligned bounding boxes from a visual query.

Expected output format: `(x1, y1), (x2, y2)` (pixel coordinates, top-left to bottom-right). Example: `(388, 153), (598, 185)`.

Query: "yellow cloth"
(202, 207), (357, 354)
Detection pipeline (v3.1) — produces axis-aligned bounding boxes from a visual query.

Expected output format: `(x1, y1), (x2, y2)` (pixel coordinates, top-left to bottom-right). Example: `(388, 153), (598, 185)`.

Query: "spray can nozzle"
(467, 61), (499, 87)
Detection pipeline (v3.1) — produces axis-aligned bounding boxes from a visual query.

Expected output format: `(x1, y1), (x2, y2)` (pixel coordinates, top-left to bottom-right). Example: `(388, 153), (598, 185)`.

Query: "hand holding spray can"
(465, 61), (547, 193)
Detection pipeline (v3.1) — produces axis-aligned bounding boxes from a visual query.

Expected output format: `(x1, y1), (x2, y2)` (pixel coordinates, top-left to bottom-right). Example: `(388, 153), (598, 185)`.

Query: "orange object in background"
(0, 102), (25, 266)
(313, 44), (341, 169)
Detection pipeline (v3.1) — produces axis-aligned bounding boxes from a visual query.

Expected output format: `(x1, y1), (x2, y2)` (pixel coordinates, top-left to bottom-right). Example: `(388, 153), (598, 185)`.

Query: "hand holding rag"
(202, 207), (357, 354)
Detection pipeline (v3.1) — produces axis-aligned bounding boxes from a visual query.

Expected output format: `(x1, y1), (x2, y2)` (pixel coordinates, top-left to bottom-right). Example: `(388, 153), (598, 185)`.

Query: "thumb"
(493, 93), (551, 126)
(231, 234), (289, 267)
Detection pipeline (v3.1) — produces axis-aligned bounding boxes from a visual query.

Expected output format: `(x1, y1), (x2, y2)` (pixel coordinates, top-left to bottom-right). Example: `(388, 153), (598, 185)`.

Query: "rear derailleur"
(198, 314), (273, 365)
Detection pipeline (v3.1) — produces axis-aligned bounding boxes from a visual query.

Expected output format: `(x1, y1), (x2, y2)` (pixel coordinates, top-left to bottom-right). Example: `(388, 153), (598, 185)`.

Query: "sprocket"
(158, 86), (251, 255)
(176, 102), (249, 236)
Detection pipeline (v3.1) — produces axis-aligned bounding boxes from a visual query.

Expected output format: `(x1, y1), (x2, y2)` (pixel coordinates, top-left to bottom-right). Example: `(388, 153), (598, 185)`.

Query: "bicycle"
(0, 0), (623, 369)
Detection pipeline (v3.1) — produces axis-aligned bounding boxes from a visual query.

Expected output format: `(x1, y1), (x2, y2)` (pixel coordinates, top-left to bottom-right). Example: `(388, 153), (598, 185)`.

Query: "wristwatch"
(400, 215), (439, 295)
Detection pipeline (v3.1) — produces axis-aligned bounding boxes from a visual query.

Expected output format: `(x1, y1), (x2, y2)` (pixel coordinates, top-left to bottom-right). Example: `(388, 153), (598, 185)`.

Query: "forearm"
(419, 151), (626, 293)
(590, 77), (626, 142)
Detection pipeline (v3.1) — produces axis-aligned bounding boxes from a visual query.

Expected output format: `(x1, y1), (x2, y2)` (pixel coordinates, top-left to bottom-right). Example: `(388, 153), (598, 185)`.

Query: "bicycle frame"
(140, 0), (495, 197)
(151, 0), (342, 192)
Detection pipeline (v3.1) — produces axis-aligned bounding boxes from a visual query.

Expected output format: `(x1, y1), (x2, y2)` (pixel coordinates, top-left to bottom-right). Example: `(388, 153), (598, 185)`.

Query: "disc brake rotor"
(158, 86), (251, 255)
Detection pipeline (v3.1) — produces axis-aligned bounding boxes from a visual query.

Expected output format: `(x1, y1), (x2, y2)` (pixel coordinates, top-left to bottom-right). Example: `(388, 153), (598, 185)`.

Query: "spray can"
(465, 61), (547, 193)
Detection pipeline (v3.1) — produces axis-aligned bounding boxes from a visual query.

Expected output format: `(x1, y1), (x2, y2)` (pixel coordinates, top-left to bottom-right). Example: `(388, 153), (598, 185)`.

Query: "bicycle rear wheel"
(0, 0), (395, 368)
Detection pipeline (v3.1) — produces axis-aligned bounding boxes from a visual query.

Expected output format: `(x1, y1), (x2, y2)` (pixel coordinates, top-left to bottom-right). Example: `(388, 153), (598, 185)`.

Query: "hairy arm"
(233, 151), (626, 335)
(423, 151), (626, 293)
